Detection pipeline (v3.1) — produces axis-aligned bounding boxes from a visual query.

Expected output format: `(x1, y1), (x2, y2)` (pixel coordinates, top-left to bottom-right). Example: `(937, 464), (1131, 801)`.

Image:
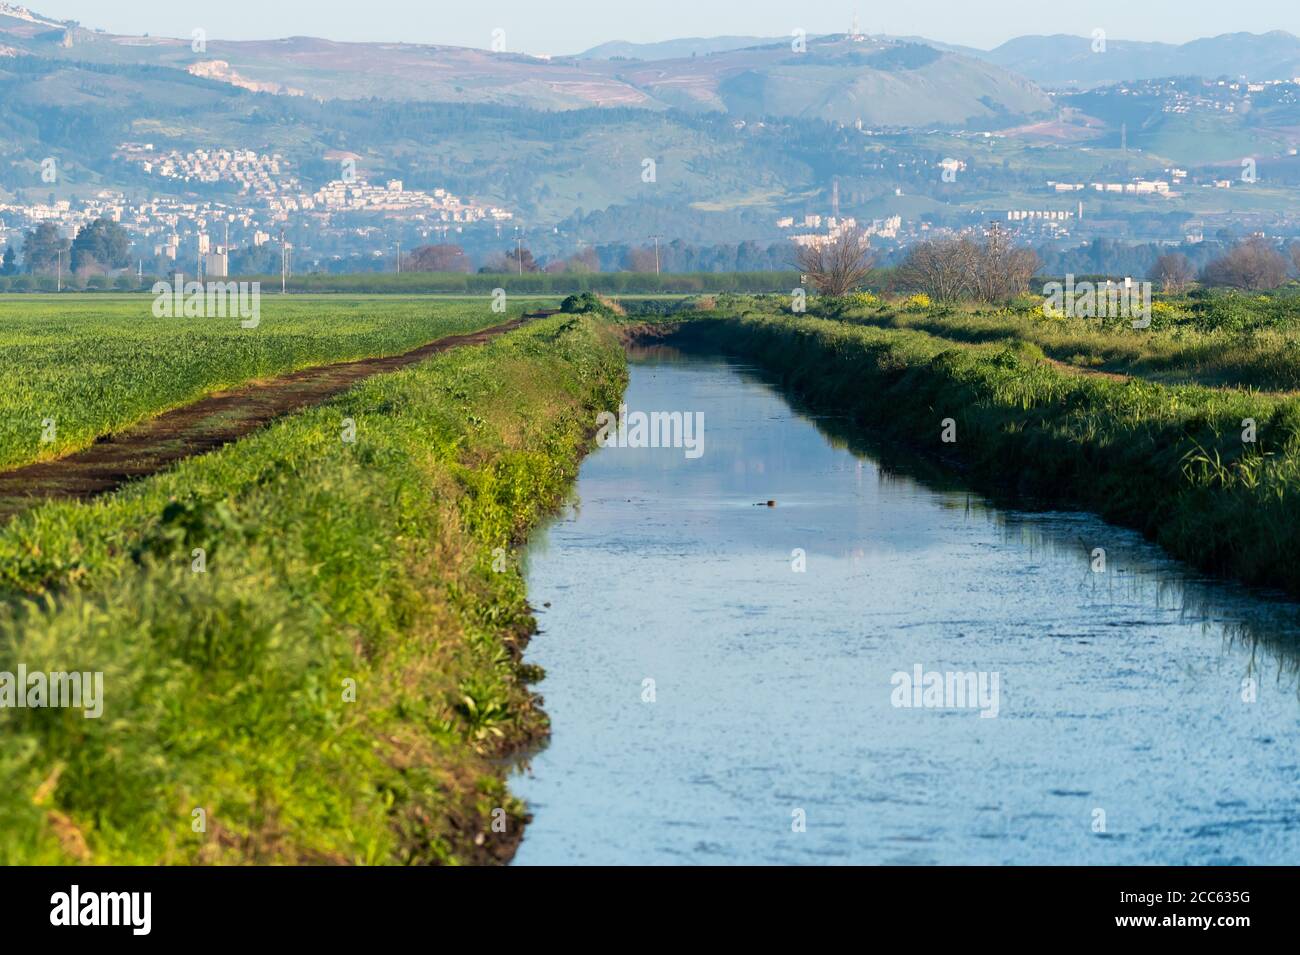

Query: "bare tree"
(794, 227), (876, 298)
(1149, 252), (1195, 293)
(894, 238), (979, 302)
(1290, 241), (1300, 279)
(962, 224), (1040, 303)
(892, 228), (1038, 303)
(401, 243), (472, 273)
(1200, 238), (1289, 290)
(622, 246), (659, 273)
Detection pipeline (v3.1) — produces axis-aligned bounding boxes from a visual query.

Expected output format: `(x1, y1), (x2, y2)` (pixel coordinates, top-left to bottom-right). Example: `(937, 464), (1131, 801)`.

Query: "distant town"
(0, 144), (513, 278)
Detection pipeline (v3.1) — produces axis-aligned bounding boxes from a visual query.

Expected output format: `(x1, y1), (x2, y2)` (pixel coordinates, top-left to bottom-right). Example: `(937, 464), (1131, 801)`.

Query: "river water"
(511, 346), (1300, 865)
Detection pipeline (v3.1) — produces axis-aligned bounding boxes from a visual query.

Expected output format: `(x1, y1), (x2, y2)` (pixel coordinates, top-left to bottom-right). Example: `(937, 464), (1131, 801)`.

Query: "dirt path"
(1040, 353), (1300, 397)
(0, 313), (551, 520)
(1041, 355), (1131, 382)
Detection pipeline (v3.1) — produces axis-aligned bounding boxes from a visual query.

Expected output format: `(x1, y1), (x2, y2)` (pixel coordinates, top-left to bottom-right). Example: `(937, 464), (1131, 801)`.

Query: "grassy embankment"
(671, 300), (1300, 596)
(827, 288), (1300, 391)
(0, 314), (626, 864)
(0, 295), (527, 471)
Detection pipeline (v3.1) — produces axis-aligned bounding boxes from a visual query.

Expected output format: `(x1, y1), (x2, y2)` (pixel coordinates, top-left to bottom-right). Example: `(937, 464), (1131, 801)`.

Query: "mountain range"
(981, 31), (1300, 88)
(0, 10), (1045, 126)
(4, 5), (1300, 116)
(4, 5), (1300, 259)
(578, 31), (1300, 90)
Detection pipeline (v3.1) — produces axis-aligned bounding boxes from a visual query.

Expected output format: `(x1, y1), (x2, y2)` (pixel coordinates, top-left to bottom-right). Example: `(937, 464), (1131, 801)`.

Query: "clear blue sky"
(33, 1), (1300, 54)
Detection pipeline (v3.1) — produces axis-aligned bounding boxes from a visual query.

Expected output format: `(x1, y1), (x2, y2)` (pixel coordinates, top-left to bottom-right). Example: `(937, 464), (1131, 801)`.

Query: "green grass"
(671, 302), (1300, 596)
(826, 289), (1300, 392)
(0, 295), (522, 471)
(0, 313), (626, 864)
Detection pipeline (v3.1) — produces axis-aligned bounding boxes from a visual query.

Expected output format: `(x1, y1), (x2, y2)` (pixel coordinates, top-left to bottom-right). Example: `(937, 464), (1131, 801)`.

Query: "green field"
(0, 312), (625, 864)
(0, 295), (521, 471)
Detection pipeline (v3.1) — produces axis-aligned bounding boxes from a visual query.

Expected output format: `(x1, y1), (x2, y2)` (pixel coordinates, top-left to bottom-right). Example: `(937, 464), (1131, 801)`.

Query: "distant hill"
(577, 36), (785, 61)
(580, 29), (1300, 91)
(582, 28), (1300, 89)
(601, 37), (1052, 125)
(5, 8), (1300, 249)
(979, 31), (1300, 88)
(0, 14), (1051, 127)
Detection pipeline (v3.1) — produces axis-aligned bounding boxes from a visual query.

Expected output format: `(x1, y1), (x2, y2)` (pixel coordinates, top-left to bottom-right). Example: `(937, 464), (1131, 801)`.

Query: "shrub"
(845, 291), (882, 310)
(560, 291), (603, 314)
(1147, 300), (1181, 330)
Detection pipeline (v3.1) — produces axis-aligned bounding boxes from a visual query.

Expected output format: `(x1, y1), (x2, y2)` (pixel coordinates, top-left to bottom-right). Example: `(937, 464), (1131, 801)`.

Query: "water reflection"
(732, 353), (1300, 689)
(512, 347), (1300, 865)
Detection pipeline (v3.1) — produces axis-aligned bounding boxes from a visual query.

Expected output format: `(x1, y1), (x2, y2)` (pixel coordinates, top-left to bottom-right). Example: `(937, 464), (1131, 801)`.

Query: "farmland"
(0, 312), (625, 863)
(0, 295), (514, 471)
(2, 287), (1299, 867)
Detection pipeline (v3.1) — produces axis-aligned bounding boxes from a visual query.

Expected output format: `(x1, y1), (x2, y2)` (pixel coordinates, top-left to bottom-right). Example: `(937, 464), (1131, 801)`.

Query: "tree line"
(796, 223), (1041, 302)
(2, 217), (132, 278)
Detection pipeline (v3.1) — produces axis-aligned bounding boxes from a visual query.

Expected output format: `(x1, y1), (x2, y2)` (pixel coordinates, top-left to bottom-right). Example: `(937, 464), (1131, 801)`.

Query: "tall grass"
(834, 296), (1300, 391)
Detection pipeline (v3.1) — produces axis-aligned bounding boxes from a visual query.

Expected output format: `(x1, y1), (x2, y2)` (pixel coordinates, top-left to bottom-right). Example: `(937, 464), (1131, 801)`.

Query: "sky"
(25, 1), (1300, 54)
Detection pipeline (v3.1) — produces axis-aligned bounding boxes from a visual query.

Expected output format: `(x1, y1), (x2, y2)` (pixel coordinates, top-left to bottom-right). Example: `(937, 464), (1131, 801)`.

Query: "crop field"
(0, 295), (519, 472)
(0, 313), (625, 864)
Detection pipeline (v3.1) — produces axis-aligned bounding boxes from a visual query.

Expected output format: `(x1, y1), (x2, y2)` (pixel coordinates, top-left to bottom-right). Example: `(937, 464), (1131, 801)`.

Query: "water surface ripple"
(512, 349), (1300, 865)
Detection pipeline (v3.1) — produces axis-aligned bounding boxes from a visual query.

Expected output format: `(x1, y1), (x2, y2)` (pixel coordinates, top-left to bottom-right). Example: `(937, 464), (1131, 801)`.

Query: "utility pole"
(650, 234), (662, 276)
(396, 238), (401, 273)
(280, 228), (287, 294)
(56, 248), (62, 292)
(515, 227), (523, 276)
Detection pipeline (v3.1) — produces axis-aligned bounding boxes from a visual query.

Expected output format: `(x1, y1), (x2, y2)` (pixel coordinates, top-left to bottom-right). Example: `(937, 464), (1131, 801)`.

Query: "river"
(510, 345), (1300, 865)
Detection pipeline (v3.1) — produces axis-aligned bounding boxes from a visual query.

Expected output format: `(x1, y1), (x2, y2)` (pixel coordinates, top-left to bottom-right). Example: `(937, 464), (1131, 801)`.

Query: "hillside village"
(0, 142), (514, 275)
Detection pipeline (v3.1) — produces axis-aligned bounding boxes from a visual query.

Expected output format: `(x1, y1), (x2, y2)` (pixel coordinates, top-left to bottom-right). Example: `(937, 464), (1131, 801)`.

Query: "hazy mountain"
(577, 36), (785, 60)
(578, 34), (986, 62)
(602, 37), (1052, 125)
(980, 31), (1300, 88)
(0, 13), (1051, 127)
(5, 7), (1299, 250)
(580, 28), (1300, 90)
